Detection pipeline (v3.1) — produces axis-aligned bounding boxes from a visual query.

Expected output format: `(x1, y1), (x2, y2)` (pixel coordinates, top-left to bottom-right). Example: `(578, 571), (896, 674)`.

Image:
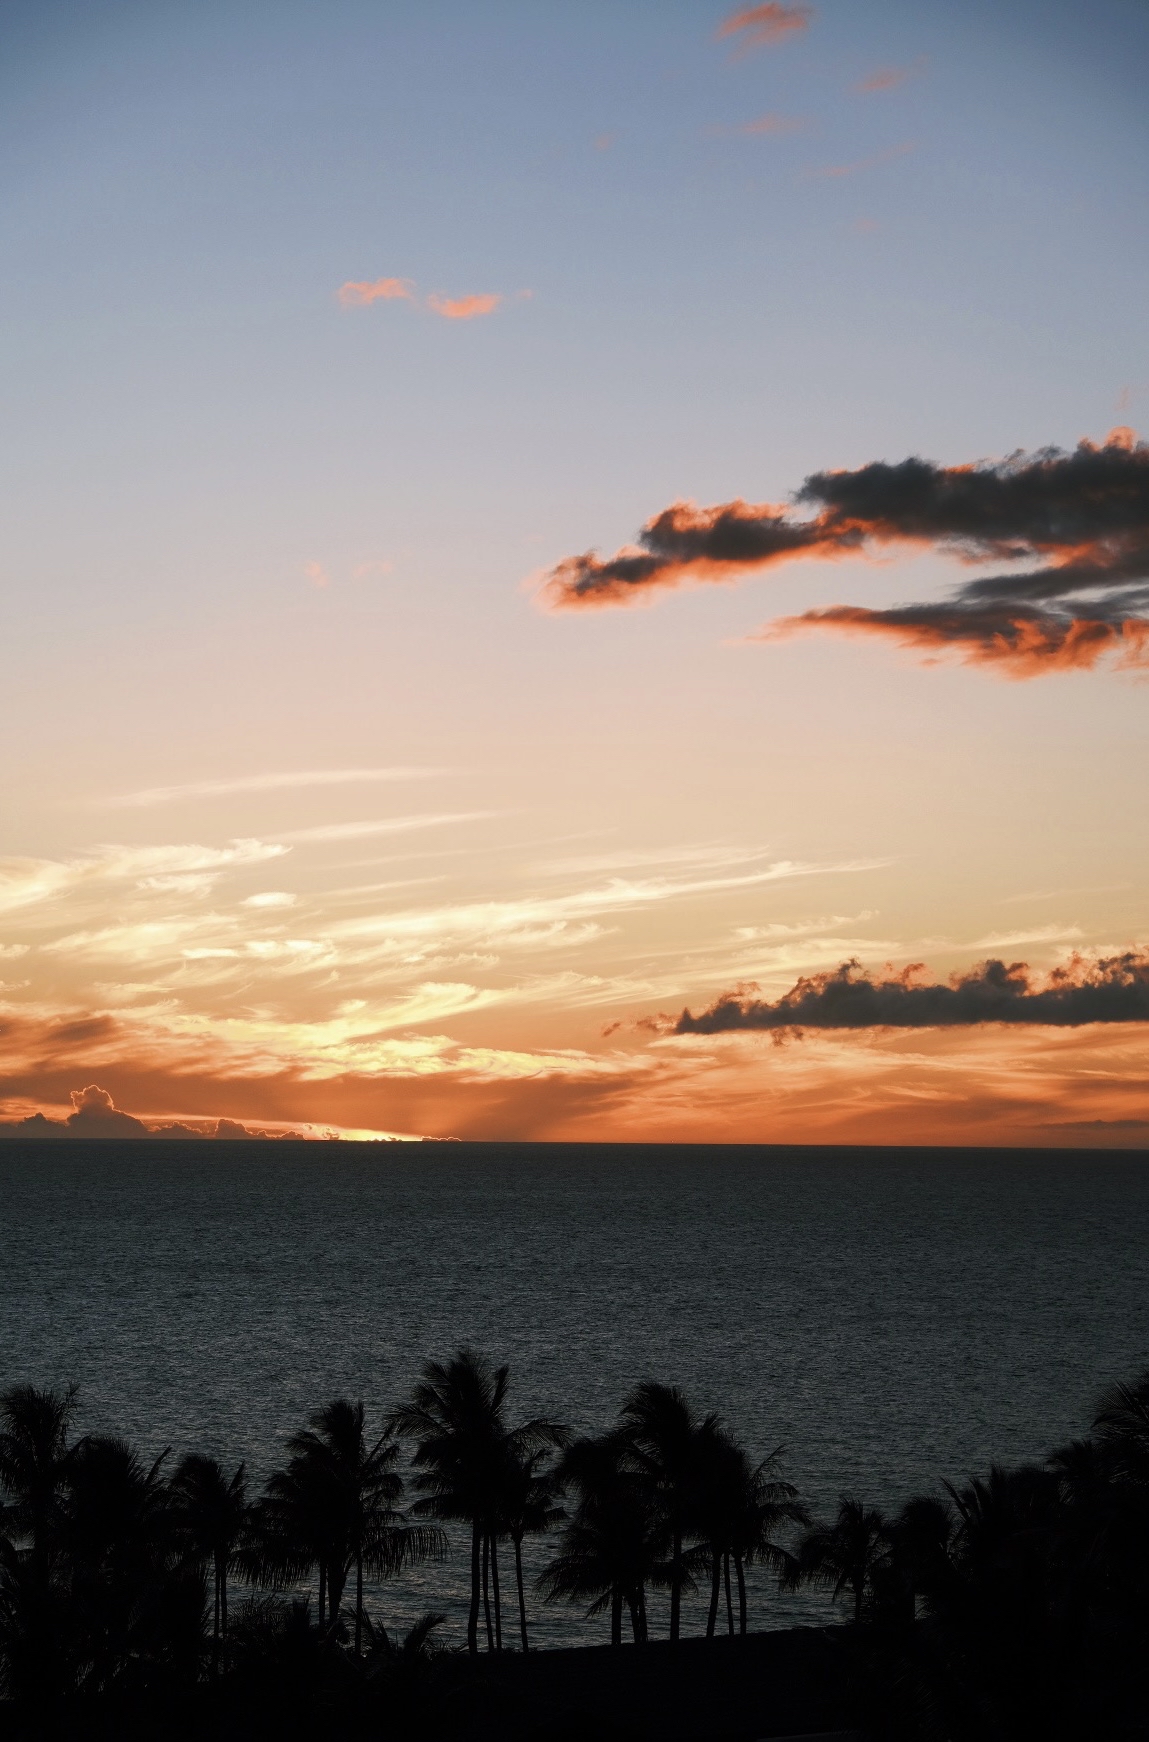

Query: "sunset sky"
(2, 0), (1148, 1143)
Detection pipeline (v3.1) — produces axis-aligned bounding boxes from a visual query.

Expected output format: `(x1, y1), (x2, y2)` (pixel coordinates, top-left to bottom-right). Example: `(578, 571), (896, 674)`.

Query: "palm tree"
(0, 1385), (80, 1702)
(787, 1496), (890, 1623)
(693, 1429), (807, 1637)
(254, 1399), (442, 1656)
(61, 1433), (199, 1694)
(0, 1384), (78, 1562)
(539, 1432), (662, 1646)
(391, 1351), (507, 1657)
(882, 1493), (954, 1622)
(618, 1381), (707, 1642)
(496, 1443), (564, 1651)
(170, 1454), (247, 1672)
(392, 1349), (560, 1657)
(1093, 1371), (1149, 1485)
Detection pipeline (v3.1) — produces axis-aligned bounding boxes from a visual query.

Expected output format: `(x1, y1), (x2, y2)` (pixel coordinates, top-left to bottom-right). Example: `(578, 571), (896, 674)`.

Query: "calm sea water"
(1, 1140), (1146, 1645)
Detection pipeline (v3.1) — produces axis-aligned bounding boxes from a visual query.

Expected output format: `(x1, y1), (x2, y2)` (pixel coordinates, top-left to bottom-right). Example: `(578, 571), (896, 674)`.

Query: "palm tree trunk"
(212, 1557), (221, 1676)
(355, 1546), (364, 1656)
(611, 1586), (622, 1647)
(854, 1579), (863, 1625)
(736, 1553), (747, 1636)
(670, 1526), (682, 1642)
(468, 1519), (481, 1657)
(221, 1556), (228, 1649)
(482, 1530), (494, 1652)
(513, 1534), (529, 1652)
(318, 1559), (327, 1630)
(724, 1551), (735, 1635)
(706, 1548), (721, 1639)
(637, 1583), (648, 1645)
(491, 1534), (503, 1651)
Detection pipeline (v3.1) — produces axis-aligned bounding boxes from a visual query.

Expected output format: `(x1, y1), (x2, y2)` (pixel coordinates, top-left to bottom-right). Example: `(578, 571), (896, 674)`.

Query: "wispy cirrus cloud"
(716, 4), (813, 54)
(106, 768), (446, 808)
(0, 840), (287, 916)
(426, 292), (502, 321)
(273, 811), (500, 846)
(540, 430), (1149, 677)
(322, 858), (887, 968)
(337, 277), (416, 307)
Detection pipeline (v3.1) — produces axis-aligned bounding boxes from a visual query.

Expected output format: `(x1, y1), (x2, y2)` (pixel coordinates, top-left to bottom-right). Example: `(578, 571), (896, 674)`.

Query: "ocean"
(1, 1140), (1146, 1646)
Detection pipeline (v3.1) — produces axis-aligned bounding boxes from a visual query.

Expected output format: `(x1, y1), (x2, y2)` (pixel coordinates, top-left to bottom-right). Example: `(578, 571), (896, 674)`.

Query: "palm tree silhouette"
(692, 1427), (807, 1636)
(787, 1496), (890, 1623)
(391, 1349), (560, 1657)
(0, 1384), (78, 1560)
(496, 1443), (564, 1651)
(391, 1350), (508, 1657)
(170, 1454), (247, 1673)
(0, 1384), (80, 1700)
(540, 1432), (661, 1645)
(61, 1433), (195, 1694)
(255, 1398), (441, 1656)
(618, 1381), (707, 1642)
(1093, 1370), (1149, 1485)
(881, 1492), (954, 1622)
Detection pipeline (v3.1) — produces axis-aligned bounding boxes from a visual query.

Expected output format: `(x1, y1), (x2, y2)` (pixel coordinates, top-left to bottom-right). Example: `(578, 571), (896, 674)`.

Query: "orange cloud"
(739, 112), (806, 135)
(426, 292), (502, 321)
(716, 3), (813, 52)
(337, 277), (416, 307)
(766, 604), (1149, 677)
(540, 496), (855, 609)
(806, 140), (915, 178)
(541, 431), (1149, 679)
(3, 1007), (1148, 1148)
(854, 57), (926, 93)
(676, 949), (1149, 1032)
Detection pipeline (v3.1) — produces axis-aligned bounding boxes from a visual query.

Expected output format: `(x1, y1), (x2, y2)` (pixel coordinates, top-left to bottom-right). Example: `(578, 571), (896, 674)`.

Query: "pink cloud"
(855, 56), (926, 94)
(426, 292), (502, 321)
(739, 112), (806, 135)
(304, 561), (330, 589)
(806, 140), (916, 178)
(716, 3), (813, 52)
(337, 277), (416, 308)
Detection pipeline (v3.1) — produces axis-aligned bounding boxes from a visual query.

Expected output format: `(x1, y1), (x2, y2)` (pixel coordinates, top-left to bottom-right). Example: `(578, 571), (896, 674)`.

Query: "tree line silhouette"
(1, 1350), (1148, 1737)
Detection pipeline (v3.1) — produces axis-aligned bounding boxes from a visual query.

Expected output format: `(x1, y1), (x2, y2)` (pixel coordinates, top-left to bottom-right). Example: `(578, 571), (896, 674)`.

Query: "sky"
(1, 0), (1148, 1144)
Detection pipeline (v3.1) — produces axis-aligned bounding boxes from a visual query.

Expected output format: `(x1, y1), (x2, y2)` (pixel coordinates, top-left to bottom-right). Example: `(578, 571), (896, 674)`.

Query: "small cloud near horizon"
(337, 277), (416, 307)
(0, 1085), (316, 1142)
(716, 4), (813, 54)
(426, 292), (502, 321)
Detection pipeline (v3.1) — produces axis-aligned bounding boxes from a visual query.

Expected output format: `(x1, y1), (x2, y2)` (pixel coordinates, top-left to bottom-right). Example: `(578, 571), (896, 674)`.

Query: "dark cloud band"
(542, 432), (1149, 675)
(675, 952), (1149, 1034)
